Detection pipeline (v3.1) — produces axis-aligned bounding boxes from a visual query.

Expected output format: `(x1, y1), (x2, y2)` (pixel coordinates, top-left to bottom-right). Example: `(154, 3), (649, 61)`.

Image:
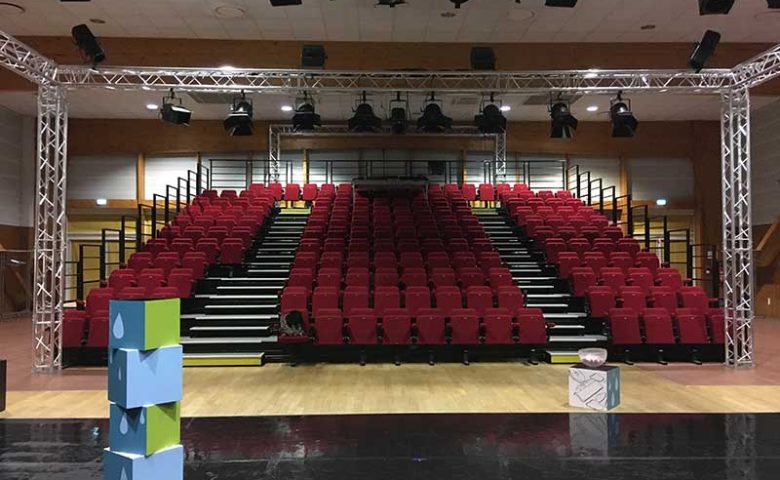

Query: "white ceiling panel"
(0, 0), (778, 43)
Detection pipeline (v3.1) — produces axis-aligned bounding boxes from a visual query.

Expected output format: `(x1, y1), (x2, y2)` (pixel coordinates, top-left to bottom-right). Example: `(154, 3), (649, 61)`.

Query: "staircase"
(180, 210), (307, 366)
(474, 208), (607, 363)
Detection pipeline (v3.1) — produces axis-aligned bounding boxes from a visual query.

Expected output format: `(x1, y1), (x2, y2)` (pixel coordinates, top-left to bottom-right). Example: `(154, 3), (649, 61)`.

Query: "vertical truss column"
(494, 131), (507, 184)
(720, 87), (754, 368)
(33, 84), (68, 372)
(268, 126), (281, 183)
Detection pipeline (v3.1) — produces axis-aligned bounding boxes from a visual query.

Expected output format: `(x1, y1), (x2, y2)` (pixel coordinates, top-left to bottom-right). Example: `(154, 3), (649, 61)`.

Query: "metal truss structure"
(56, 65), (735, 96)
(0, 27), (778, 370)
(33, 85), (69, 371)
(0, 31), (57, 84)
(268, 125), (505, 183)
(720, 88), (754, 368)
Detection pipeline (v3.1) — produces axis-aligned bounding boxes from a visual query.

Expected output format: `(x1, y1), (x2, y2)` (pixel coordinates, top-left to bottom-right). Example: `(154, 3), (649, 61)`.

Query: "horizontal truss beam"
(55, 66), (734, 95)
(0, 31), (58, 84)
(732, 44), (780, 90)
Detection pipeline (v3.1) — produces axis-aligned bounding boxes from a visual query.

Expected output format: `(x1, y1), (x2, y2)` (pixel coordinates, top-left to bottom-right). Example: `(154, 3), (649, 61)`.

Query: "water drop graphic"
(118, 367), (122, 382)
(140, 409), (145, 425)
(120, 467), (128, 480)
(119, 413), (129, 435)
(112, 313), (125, 339)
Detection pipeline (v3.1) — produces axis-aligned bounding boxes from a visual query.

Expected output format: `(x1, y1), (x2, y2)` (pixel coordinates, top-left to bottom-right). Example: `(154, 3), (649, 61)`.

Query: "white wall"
(751, 101), (780, 226)
(68, 155), (137, 200)
(144, 155), (197, 200)
(631, 158), (694, 204)
(0, 106), (31, 227)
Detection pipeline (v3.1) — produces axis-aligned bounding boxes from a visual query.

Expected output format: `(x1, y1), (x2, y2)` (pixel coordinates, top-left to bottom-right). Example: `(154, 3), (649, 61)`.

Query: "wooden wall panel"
(0, 225), (32, 250)
(3, 37), (779, 95)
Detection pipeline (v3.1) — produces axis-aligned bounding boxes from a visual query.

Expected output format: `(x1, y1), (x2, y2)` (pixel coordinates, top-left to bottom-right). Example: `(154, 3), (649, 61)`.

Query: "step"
(181, 313), (278, 321)
(245, 262), (291, 267)
(548, 334), (608, 343)
(526, 293), (571, 299)
(513, 276), (557, 281)
(544, 312), (588, 320)
(545, 351), (582, 364)
(190, 325), (271, 333)
(194, 294), (279, 300)
(518, 285), (556, 290)
(183, 352), (265, 367)
(215, 285), (283, 292)
(243, 269), (290, 274)
(526, 303), (570, 309)
(181, 336), (278, 344)
(204, 304), (278, 311)
(549, 324), (586, 331)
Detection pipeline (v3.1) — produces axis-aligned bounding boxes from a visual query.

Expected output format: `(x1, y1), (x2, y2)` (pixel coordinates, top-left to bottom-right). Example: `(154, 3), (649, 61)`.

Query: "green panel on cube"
(110, 402), (181, 456)
(109, 299), (180, 351)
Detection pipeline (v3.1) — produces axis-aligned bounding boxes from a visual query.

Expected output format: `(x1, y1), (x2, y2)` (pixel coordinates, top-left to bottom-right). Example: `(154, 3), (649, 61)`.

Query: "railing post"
(136, 204), (143, 251)
(662, 216), (670, 264)
(711, 246), (721, 300)
(77, 245), (85, 300)
(99, 229), (108, 282)
(626, 194), (633, 235)
(643, 205), (650, 251)
(151, 197), (158, 239)
(196, 163), (202, 194)
(598, 179), (604, 215)
(119, 217), (126, 265)
(686, 230), (693, 280)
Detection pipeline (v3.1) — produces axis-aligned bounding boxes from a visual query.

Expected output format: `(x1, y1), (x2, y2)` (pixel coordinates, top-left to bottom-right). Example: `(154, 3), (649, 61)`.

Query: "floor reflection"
(0, 413), (776, 479)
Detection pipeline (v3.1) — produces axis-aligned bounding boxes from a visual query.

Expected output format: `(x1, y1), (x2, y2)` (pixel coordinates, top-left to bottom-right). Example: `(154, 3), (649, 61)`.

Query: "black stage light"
(301, 44), (326, 68)
(545, 0), (578, 6)
(292, 102), (321, 131)
(471, 47), (496, 71)
(270, 0), (302, 6)
(449, 0), (469, 8)
(388, 92), (409, 134)
(160, 90), (191, 126)
(348, 92), (382, 133)
(377, 0), (407, 6)
(610, 94), (638, 138)
(224, 92), (253, 136)
(768, 0), (780, 8)
(417, 95), (453, 133)
(71, 24), (106, 66)
(689, 30), (721, 72)
(698, 0), (734, 15)
(475, 104), (507, 134)
(549, 101), (578, 139)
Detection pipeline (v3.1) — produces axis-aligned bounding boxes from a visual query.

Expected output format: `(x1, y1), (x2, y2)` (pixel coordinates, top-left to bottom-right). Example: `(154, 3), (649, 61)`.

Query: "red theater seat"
(608, 308), (642, 345)
(497, 286), (524, 313)
(449, 308), (480, 344)
(466, 286), (493, 316)
(401, 268), (428, 288)
(415, 308), (446, 345)
(313, 287), (340, 317)
(343, 286), (370, 315)
(63, 310), (87, 348)
(642, 308), (676, 344)
(285, 183), (300, 201)
(570, 267), (597, 297)
(587, 286), (615, 318)
(348, 308), (378, 345)
(650, 286), (677, 314)
(374, 286), (401, 317)
(315, 309), (344, 345)
(435, 286), (462, 314)
(618, 286), (646, 313)
(302, 184), (318, 201)
(675, 308), (709, 344)
(483, 308), (513, 344)
(516, 308), (547, 344)
(382, 308), (412, 344)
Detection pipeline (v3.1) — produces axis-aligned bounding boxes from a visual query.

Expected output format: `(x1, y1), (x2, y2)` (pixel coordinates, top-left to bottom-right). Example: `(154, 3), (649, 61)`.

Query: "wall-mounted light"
(656, 198), (668, 206)
(96, 198), (108, 206)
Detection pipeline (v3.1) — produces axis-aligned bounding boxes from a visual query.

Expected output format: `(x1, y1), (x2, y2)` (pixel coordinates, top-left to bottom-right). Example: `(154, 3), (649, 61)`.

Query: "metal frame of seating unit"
(0, 29), (776, 370)
(269, 124), (507, 185)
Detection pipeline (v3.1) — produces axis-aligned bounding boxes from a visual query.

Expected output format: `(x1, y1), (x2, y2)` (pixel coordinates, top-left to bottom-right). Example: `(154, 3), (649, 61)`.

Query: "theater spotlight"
(388, 92), (409, 134)
(159, 89), (192, 126)
(223, 91), (253, 136)
(348, 91), (382, 133)
(449, 0), (469, 8)
(698, 0), (734, 15)
(689, 30), (721, 72)
(417, 93), (453, 133)
(474, 95), (507, 134)
(610, 93), (638, 138)
(292, 94), (321, 131)
(71, 24), (106, 66)
(549, 100), (578, 139)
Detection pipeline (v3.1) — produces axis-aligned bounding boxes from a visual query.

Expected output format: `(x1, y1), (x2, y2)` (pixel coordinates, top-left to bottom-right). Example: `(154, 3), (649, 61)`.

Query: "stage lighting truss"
(2, 28), (779, 371)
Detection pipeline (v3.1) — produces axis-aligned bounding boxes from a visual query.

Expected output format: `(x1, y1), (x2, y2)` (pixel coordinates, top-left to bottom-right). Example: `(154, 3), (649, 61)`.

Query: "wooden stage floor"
(2, 317), (780, 419)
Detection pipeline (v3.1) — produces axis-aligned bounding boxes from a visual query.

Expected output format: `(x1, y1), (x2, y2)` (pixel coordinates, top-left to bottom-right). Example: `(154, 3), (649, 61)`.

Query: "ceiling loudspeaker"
(470, 47), (496, 71)
(71, 24), (106, 66)
(689, 30), (721, 72)
(270, 0), (302, 6)
(768, 0), (780, 8)
(698, 0), (734, 15)
(301, 44), (327, 68)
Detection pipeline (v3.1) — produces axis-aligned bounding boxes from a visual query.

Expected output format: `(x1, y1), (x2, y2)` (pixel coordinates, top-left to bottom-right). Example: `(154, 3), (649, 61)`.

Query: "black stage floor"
(1, 413), (777, 479)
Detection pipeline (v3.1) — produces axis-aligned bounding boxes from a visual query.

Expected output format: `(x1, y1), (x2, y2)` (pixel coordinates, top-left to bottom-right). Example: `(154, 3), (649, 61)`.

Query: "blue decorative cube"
(568, 365), (620, 411)
(104, 445), (183, 480)
(108, 346), (183, 409)
(109, 299), (180, 351)
(109, 402), (181, 456)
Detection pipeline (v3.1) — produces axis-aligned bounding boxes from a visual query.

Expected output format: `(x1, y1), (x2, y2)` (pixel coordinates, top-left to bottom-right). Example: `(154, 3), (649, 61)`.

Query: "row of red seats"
(283, 285), (526, 321)
(553, 242), (650, 277)
(108, 267), (196, 299)
(589, 285), (721, 318)
(126, 250), (208, 277)
(609, 307), (724, 346)
(309, 307), (548, 346)
(571, 265), (682, 298)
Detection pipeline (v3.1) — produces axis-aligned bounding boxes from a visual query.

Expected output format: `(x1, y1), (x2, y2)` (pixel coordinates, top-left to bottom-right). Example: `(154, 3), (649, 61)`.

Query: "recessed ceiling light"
(0, 2), (25, 15)
(500, 105), (511, 112)
(281, 105), (294, 112)
(90, 18), (107, 25)
(214, 4), (247, 19)
(586, 105), (598, 112)
(146, 103), (158, 111)
(95, 198), (108, 206)
(640, 24), (656, 30)
(219, 65), (236, 71)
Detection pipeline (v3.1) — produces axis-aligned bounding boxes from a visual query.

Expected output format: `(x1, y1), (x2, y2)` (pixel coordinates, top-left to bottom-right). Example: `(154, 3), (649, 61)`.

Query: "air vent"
(187, 92), (237, 105)
(523, 94), (582, 106)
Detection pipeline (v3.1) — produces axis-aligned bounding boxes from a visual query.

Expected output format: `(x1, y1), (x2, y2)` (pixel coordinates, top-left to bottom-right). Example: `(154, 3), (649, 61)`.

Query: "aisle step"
(183, 352), (265, 367)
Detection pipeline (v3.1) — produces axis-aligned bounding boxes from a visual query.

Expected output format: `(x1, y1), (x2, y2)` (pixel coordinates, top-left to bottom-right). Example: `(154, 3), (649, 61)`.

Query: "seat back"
(449, 308), (480, 344)
(608, 308), (642, 345)
(348, 308), (378, 345)
(516, 308), (547, 345)
(642, 308), (676, 344)
(483, 308), (513, 344)
(382, 308), (412, 345)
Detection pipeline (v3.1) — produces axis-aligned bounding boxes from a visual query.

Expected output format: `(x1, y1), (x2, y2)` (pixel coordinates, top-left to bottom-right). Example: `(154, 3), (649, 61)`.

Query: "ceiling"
(1, 0), (780, 43)
(0, 89), (777, 122)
